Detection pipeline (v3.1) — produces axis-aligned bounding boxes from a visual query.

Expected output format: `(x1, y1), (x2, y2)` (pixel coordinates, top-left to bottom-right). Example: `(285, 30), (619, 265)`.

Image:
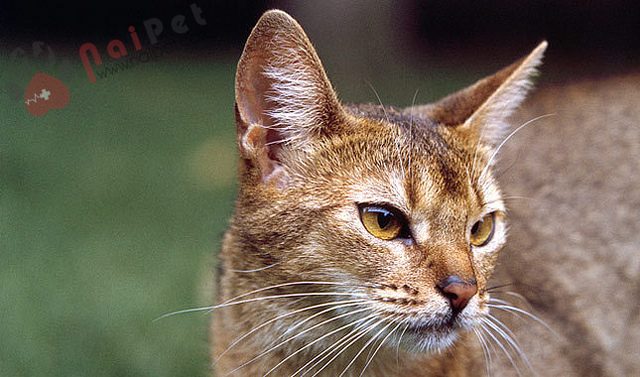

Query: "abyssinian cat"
(210, 9), (640, 377)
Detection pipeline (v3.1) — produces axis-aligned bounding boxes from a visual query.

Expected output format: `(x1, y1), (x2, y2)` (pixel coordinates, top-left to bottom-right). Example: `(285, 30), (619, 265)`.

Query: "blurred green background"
(0, 56), (239, 376)
(1, 1), (637, 376)
(0, 51), (479, 377)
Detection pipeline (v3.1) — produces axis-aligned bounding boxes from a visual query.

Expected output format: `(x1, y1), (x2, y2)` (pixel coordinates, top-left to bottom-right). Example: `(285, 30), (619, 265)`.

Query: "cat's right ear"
(409, 42), (547, 146)
(234, 10), (345, 187)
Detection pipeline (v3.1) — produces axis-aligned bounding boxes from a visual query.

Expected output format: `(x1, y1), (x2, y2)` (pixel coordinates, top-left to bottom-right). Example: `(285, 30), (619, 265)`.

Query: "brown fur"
(212, 10), (548, 376)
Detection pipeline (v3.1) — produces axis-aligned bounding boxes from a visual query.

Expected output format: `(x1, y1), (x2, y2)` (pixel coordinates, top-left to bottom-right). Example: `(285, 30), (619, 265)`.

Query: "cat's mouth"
(405, 317), (458, 336)
(403, 304), (484, 336)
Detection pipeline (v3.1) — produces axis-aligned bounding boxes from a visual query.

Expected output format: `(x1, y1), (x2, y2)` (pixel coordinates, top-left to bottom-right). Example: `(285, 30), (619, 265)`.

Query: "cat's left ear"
(413, 41), (547, 145)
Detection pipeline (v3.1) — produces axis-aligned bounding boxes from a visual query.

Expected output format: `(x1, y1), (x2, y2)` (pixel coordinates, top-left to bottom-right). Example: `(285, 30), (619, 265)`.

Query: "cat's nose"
(437, 276), (477, 312)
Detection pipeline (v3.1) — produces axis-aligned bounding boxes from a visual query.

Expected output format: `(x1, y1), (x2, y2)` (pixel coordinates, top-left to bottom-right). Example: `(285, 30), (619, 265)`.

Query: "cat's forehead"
(345, 103), (438, 128)
(311, 104), (485, 214)
(344, 103), (472, 183)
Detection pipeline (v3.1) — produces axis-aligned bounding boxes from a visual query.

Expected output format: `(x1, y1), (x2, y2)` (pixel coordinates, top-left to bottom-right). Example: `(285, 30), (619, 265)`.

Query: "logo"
(23, 72), (71, 117)
(6, 2), (207, 118)
(4, 41), (74, 118)
(10, 41), (56, 65)
(79, 3), (207, 83)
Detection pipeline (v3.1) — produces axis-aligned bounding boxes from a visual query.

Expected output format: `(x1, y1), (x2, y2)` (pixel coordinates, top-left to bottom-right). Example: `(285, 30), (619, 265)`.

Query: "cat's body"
(487, 73), (640, 376)
(211, 9), (639, 377)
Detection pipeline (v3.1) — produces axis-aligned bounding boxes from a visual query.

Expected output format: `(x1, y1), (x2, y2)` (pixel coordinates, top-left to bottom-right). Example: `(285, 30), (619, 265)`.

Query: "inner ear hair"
(234, 10), (345, 186)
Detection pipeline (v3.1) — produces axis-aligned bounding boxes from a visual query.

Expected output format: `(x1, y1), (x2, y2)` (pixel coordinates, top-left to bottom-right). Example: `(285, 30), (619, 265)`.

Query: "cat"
(211, 9), (637, 377)
(210, 9), (546, 376)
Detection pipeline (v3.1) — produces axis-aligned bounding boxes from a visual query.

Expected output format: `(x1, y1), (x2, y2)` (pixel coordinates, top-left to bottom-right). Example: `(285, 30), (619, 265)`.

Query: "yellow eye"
(359, 206), (405, 240)
(470, 212), (496, 247)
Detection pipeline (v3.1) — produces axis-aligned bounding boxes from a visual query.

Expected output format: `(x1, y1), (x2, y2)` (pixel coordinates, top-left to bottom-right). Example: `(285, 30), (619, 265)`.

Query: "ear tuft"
(261, 31), (336, 139)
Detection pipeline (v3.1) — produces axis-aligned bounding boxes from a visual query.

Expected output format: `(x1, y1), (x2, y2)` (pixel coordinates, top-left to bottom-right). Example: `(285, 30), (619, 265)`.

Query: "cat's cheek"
(470, 219), (507, 288)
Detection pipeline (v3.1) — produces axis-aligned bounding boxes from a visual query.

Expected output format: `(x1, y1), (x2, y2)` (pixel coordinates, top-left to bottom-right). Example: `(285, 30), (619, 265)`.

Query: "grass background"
(0, 51), (483, 376)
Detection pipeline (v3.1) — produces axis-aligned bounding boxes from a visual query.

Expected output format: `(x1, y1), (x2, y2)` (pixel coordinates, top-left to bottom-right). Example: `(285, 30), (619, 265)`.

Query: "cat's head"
(230, 10), (546, 353)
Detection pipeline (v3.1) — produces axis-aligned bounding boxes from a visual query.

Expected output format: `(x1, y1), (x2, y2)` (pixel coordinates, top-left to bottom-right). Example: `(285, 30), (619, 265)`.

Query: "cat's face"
(261, 107), (507, 351)
(229, 10), (545, 355)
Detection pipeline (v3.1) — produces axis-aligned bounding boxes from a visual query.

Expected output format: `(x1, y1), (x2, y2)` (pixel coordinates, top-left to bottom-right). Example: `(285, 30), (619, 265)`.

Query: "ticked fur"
(213, 9), (546, 377)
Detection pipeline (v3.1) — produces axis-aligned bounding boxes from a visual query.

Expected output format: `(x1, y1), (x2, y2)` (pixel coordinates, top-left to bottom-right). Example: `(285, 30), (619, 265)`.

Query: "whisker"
(261, 311), (380, 377)
(470, 112), (488, 181)
(227, 308), (374, 376)
(479, 324), (498, 371)
(359, 319), (403, 376)
(489, 292), (534, 311)
(154, 305), (222, 321)
(484, 315), (533, 374)
(488, 291), (527, 301)
(497, 291), (529, 302)
(156, 282), (358, 321)
(478, 113), (555, 184)
(293, 316), (378, 377)
(494, 145), (524, 179)
(362, 332), (379, 368)
(163, 294), (365, 326)
(366, 81), (390, 124)
(310, 316), (387, 377)
(488, 298), (515, 306)
(395, 322), (410, 369)
(209, 292), (368, 313)
(480, 321), (523, 377)
(220, 281), (354, 305)
(486, 283), (515, 292)
(338, 315), (398, 377)
(269, 298), (370, 346)
(366, 81), (407, 178)
(501, 195), (537, 202)
(473, 327), (492, 377)
(228, 263), (280, 273)
(487, 303), (557, 337)
(482, 196), (536, 210)
(215, 299), (368, 363)
(409, 89), (420, 114)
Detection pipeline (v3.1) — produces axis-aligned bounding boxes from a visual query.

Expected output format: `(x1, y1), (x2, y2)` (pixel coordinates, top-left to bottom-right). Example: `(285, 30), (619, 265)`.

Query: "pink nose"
(437, 276), (478, 312)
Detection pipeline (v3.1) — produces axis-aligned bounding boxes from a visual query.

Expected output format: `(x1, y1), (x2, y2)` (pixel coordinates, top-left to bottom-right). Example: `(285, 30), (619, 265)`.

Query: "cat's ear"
(415, 41), (547, 145)
(234, 10), (345, 185)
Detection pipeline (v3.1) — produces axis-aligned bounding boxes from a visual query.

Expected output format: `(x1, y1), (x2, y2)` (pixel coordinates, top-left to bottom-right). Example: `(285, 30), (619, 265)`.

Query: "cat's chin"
(399, 321), (464, 354)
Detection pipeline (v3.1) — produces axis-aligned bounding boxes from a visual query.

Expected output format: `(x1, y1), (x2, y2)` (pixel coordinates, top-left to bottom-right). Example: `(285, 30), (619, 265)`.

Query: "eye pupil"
(377, 212), (393, 229)
(359, 205), (406, 241)
(471, 221), (480, 235)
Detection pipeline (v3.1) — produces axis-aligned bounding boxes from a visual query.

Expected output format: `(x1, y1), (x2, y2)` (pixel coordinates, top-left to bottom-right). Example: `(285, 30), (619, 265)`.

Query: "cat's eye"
(470, 212), (496, 247)
(359, 205), (408, 241)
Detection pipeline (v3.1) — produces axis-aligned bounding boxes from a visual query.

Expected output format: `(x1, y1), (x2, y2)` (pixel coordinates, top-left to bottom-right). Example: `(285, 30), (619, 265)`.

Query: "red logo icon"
(24, 72), (70, 117)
